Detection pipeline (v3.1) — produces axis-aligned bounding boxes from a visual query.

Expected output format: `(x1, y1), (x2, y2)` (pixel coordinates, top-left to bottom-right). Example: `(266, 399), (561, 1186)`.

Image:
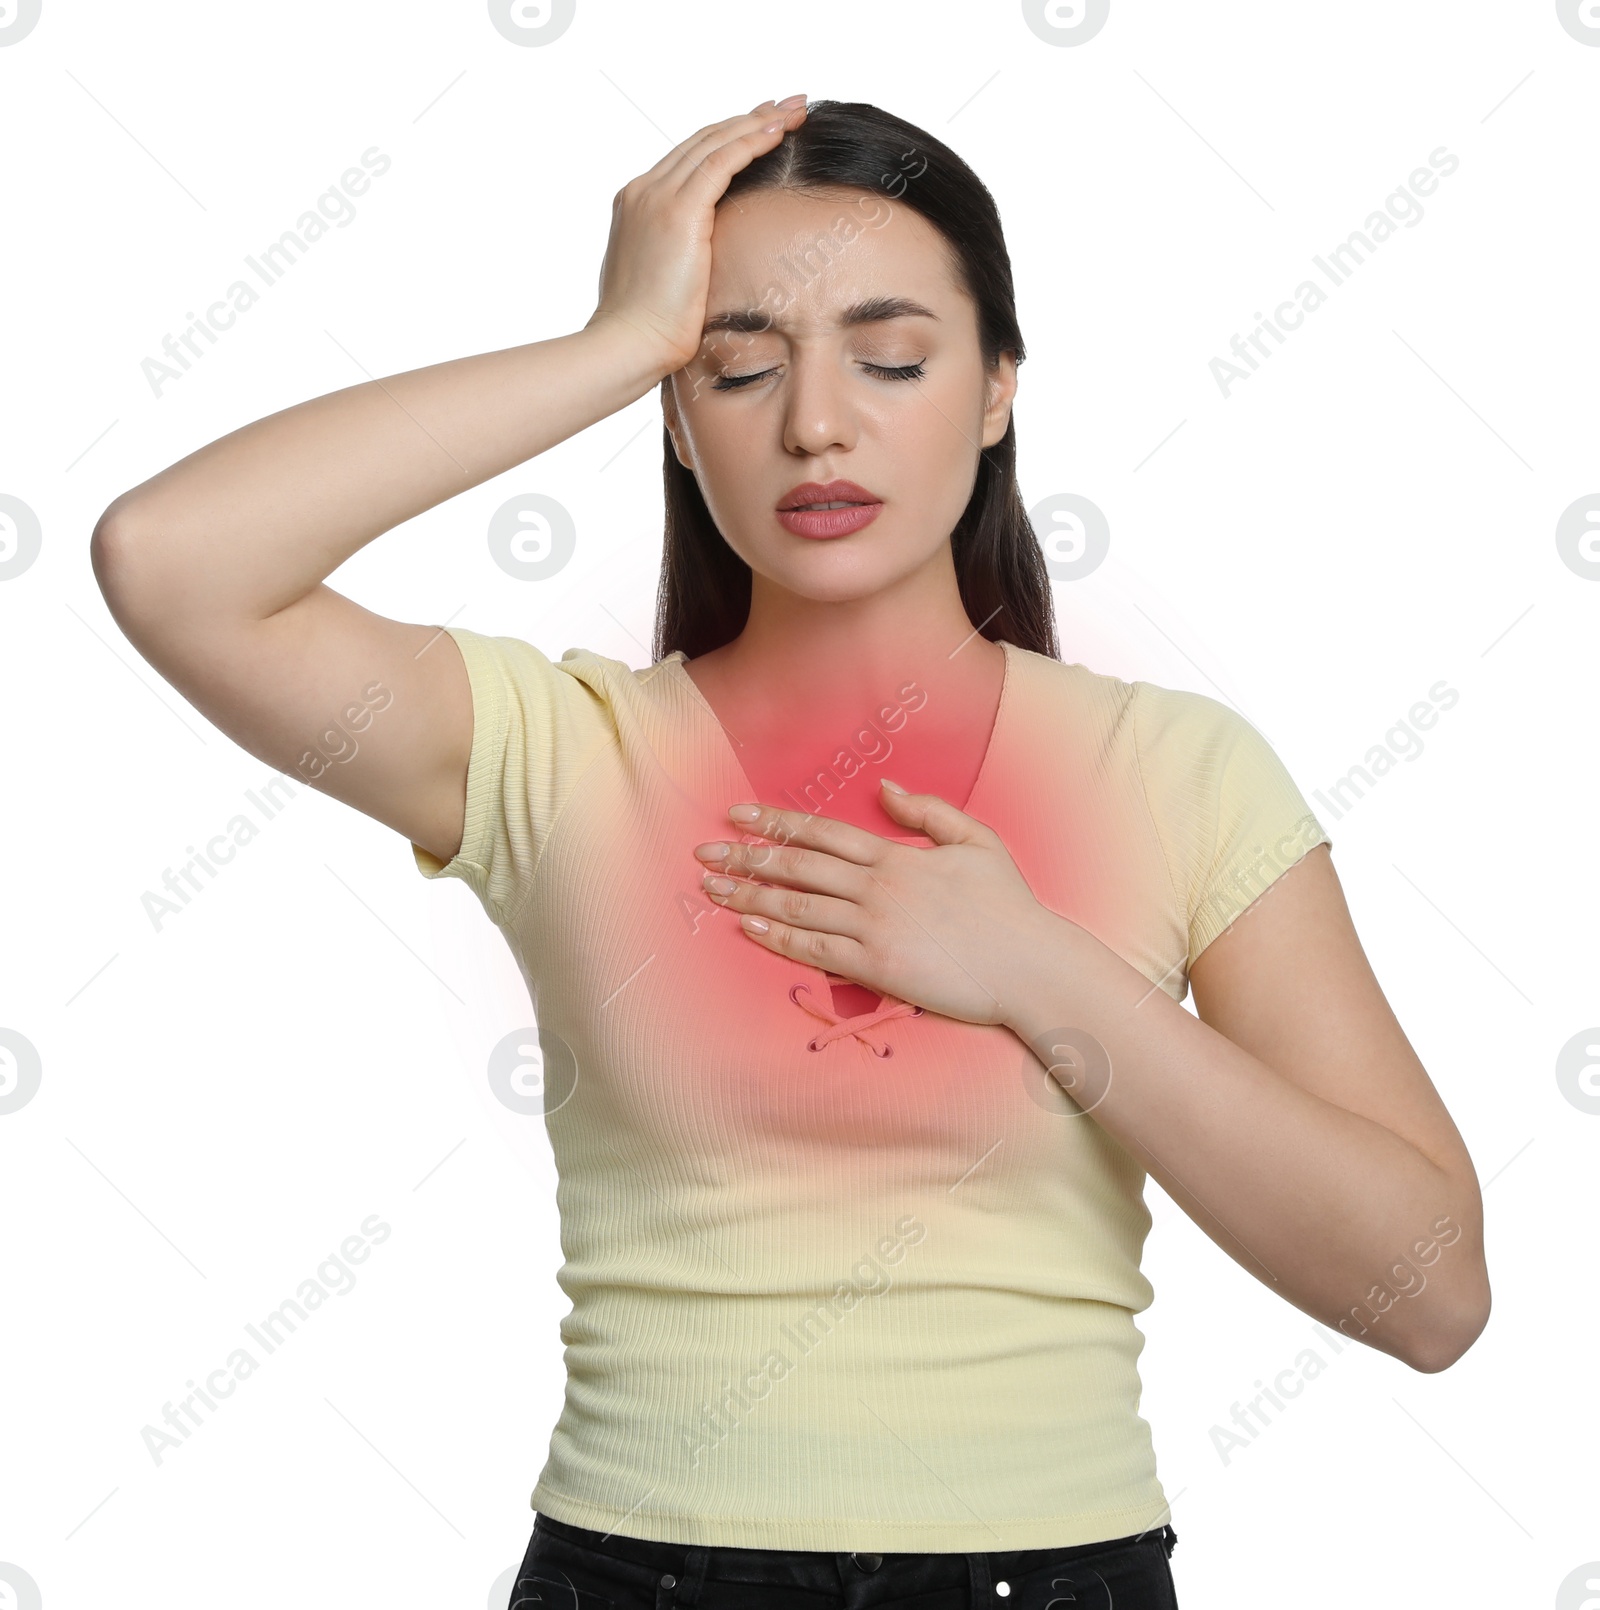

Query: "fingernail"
(729, 804), (762, 822)
(694, 842), (729, 861)
(740, 915), (770, 934)
(880, 777), (907, 794)
(775, 93), (807, 109)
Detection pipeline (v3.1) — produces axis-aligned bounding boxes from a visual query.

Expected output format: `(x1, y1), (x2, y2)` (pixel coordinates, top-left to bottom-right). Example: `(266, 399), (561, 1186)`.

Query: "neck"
(713, 563), (999, 709)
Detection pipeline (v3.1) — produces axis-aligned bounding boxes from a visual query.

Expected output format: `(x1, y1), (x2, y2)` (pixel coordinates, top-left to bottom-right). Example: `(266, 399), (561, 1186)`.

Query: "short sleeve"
(411, 626), (614, 925)
(1131, 681), (1331, 970)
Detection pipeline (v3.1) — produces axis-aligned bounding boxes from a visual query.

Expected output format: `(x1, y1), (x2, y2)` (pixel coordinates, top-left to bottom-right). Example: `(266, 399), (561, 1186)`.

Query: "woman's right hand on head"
(584, 95), (808, 381)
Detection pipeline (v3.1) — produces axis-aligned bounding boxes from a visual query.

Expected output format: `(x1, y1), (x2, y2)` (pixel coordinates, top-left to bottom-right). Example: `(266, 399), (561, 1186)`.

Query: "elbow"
(90, 495), (140, 604)
(91, 495), (166, 627)
(1403, 1278), (1492, 1375)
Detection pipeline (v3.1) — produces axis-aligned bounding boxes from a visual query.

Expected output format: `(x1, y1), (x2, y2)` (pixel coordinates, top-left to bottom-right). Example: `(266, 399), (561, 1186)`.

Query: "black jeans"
(512, 1511), (1180, 1609)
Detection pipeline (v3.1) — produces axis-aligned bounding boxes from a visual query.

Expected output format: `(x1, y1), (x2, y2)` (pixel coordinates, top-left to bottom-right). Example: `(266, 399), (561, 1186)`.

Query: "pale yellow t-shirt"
(412, 626), (1330, 1551)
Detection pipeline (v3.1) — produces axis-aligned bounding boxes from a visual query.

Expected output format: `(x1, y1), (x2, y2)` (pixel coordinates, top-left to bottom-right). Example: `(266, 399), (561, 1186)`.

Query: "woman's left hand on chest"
(691, 781), (1058, 1028)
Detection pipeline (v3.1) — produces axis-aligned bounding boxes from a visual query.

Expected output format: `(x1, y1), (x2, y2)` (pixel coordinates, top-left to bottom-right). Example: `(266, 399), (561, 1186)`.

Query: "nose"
(781, 349), (859, 458)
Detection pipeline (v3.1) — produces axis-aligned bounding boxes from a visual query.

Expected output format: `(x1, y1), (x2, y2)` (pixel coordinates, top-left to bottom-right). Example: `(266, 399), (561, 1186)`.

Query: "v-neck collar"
(660, 638), (1017, 1043)
(664, 637), (1015, 833)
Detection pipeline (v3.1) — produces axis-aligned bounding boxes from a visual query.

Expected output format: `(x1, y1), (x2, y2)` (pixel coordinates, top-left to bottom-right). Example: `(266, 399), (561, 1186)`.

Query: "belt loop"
(665, 1543), (709, 1606)
(966, 1549), (994, 1606)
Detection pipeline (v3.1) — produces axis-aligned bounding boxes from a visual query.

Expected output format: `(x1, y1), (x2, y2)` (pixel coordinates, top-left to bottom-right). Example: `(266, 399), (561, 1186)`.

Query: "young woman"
(92, 96), (1489, 1610)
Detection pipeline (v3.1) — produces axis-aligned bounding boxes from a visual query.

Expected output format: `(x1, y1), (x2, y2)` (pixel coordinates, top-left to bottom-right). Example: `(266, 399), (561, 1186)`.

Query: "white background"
(2, 1), (1596, 1605)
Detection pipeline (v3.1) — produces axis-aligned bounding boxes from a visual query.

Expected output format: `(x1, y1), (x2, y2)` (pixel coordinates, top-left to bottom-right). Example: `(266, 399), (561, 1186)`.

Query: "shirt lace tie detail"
(788, 981), (924, 1057)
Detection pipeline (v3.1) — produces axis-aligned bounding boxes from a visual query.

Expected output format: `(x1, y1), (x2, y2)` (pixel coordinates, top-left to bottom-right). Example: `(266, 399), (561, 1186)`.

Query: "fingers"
(663, 100), (807, 199)
(633, 102), (770, 187)
(703, 870), (866, 942)
(632, 98), (794, 190)
(721, 805), (884, 868)
(699, 837), (863, 900)
(737, 911), (859, 976)
(876, 785), (997, 850)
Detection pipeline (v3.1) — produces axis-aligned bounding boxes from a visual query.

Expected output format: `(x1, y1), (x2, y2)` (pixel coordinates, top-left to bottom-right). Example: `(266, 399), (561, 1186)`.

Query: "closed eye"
(711, 360), (927, 391)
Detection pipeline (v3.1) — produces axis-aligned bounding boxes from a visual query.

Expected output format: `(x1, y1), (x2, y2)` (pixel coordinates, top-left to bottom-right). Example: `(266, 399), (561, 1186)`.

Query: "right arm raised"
(90, 321), (673, 864)
(88, 94), (807, 865)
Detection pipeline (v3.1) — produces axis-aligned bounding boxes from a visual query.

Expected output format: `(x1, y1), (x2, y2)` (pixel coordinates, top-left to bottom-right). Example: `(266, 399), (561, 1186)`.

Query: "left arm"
(1001, 842), (1490, 1373)
(698, 791), (1491, 1374)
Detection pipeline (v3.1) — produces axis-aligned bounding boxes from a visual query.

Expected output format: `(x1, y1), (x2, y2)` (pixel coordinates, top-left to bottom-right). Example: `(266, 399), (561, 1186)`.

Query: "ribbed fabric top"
(411, 626), (1330, 1551)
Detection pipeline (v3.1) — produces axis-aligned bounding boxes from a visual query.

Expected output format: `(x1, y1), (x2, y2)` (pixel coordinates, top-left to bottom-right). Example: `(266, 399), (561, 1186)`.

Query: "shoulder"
(1125, 679), (1308, 807)
(1126, 677), (1259, 763)
(1003, 645), (1271, 786)
(445, 626), (676, 701)
(1002, 642), (1141, 730)
(1002, 644), (1269, 753)
(1129, 680), (1330, 943)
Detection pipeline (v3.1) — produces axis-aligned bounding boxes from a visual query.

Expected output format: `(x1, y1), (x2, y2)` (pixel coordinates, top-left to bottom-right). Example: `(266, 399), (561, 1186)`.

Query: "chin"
(786, 558), (920, 603)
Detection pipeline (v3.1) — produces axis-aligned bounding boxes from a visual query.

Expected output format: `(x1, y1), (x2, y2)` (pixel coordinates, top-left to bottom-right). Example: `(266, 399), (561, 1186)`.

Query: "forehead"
(704, 186), (963, 336)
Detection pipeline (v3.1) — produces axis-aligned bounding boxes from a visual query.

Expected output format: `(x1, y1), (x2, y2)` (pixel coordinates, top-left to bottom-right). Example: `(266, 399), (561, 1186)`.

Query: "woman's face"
(664, 186), (1017, 603)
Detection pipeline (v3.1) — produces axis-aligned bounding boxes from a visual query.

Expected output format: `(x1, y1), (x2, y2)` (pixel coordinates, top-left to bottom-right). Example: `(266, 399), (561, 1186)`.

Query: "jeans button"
(659, 1573), (677, 1589)
(850, 1552), (883, 1571)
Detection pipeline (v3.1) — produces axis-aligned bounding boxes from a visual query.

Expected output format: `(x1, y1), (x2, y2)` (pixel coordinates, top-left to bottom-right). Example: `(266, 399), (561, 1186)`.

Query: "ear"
(980, 350), (1019, 449)
(662, 381), (693, 471)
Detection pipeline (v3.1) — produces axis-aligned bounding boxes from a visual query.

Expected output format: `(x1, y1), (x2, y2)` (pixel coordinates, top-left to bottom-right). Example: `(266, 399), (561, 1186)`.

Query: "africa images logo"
(139, 148), (392, 398)
(1209, 148), (1460, 398)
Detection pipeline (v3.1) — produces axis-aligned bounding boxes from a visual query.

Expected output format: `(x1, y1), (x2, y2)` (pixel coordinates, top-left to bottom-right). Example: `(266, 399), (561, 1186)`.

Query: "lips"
(777, 478), (882, 512)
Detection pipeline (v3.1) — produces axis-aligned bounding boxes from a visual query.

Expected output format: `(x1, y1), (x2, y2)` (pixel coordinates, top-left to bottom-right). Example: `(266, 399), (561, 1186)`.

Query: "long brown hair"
(651, 99), (1059, 666)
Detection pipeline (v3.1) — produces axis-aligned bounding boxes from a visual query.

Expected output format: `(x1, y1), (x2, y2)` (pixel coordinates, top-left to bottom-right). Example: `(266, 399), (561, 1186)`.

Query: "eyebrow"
(701, 295), (940, 339)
